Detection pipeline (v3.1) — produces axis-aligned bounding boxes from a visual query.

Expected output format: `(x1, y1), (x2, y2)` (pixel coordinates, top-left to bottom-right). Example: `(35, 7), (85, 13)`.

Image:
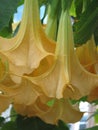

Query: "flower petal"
(39, 99), (83, 124)
(87, 86), (98, 102)
(0, 95), (12, 113)
(76, 36), (97, 73)
(25, 10), (98, 100)
(0, 0), (55, 83)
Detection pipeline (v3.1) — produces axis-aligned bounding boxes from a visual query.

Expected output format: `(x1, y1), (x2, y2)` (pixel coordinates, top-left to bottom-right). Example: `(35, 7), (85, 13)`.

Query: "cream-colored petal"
(13, 98), (83, 124)
(13, 97), (50, 117)
(0, 73), (50, 115)
(24, 10), (98, 101)
(70, 53), (98, 97)
(87, 86), (98, 102)
(76, 36), (98, 73)
(0, 95), (12, 113)
(0, 78), (41, 105)
(25, 59), (69, 99)
(13, 79), (40, 105)
(0, 0), (55, 83)
(39, 99), (83, 124)
(0, 58), (8, 82)
(56, 11), (98, 99)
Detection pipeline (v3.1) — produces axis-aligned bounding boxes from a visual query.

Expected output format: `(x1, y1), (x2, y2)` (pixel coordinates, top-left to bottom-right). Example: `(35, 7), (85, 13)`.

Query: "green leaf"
(10, 107), (17, 122)
(74, 0), (83, 18)
(0, 18), (12, 37)
(38, 0), (48, 6)
(0, 0), (21, 32)
(16, 115), (56, 130)
(0, 117), (5, 127)
(18, 0), (24, 6)
(47, 99), (55, 106)
(74, 0), (98, 45)
(93, 109), (98, 123)
(84, 126), (98, 130)
(86, 109), (98, 124)
(56, 120), (69, 130)
(70, 96), (87, 104)
(61, 0), (73, 11)
(0, 121), (18, 130)
(94, 26), (98, 45)
(16, 115), (70, 130)
(70, 1), (76, 17)
(95, 114), (98, 124)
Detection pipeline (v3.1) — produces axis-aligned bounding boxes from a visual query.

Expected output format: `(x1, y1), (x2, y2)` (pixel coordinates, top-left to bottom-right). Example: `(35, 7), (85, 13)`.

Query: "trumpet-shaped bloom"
(0, 0), (55, 83)
(0, 0), (98, 124)
(0, 68), (83, 124)
(23, 10), (77, 99)
(0, 54), (83, 124)
(24, 10), (98, 100)
(13, 97), (83, 124)
(0, 59), (14, 112)
(0, 58), (49, 116)
(0, 72), (50, 116)
(76, 36), (98, 73)
(38, 99), (83, 124)
(0, 57), (83, 123)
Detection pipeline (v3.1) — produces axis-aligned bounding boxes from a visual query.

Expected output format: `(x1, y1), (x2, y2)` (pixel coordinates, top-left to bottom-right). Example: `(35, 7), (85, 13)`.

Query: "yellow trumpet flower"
(24, 9), (98, 101)
(0, 70), (50, 116)
(0, 59), (14, 112)
(0, 0), (54, 119)
(37, 99), (83, 124)
(76, 36), (98, 73)
(0, 62), (83, 124)
(13, 97), (83, 124)
(0, 0), (55, 83)
(1, 0), (98, 124)
(0, 3), (84, 123)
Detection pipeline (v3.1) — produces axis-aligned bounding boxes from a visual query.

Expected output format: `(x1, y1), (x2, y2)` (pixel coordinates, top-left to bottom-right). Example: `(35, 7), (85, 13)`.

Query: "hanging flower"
(24, 9), (98, 101)
(12, 93), (83, 124)
(0, 0), (98, 125)
(0, 0), (54, 120)
(0, 67), (50, 116)
(38, 99), (83, 124)
(0, 59), (14, 112)
(76, 36), (98, 73)
(0, 4), (83, 123)
(0, 0), (55, 83)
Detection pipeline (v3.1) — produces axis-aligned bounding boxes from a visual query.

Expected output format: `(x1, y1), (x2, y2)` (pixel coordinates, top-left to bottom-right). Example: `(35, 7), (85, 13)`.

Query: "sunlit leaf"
(84, 126), (98, 130)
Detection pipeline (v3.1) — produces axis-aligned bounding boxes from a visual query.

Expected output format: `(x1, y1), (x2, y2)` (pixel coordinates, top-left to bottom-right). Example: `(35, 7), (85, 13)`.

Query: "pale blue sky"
(13, 5), (46, 23)
(14, 5), (24, 22)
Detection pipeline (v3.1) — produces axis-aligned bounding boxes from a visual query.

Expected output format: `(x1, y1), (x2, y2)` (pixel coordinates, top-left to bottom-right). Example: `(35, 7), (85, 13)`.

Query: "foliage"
(74, 0), (98, 45)
(0, 115), (69, 130)
(0, 0), (21, 37)
(83, 126), (98, 130)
